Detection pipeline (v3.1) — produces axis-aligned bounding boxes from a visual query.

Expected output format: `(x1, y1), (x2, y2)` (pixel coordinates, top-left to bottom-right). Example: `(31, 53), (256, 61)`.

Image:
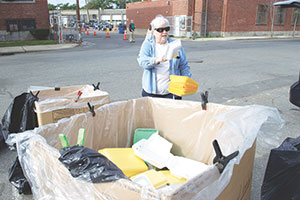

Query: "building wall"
(126, 0), (172, 29)
(206, 0), (223, 33)
(223, 0), (300, 33)
(0, 0), (49, 30)
(0, 0), (50, 41)
(127, 0), (300, 37)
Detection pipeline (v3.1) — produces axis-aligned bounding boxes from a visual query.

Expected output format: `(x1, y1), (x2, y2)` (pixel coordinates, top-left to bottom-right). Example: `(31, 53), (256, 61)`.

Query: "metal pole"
(192, 0), (196, 40)
(204, 0), (208, 37)
(293, 9), (298, 38)
(76, 0), (82, 44)
(85, 0), (90, 22)
(271, 3), (275, 37)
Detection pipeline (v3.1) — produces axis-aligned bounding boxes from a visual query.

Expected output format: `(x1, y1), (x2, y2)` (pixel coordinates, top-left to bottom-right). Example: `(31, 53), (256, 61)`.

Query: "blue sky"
(48, 0), (86, 6)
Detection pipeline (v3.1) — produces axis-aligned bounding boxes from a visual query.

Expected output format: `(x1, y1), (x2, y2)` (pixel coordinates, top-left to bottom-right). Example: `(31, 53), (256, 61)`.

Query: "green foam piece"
(59, 134), (70, 148)
(133, 128), (158, 144)
(77, 128), (86, 146)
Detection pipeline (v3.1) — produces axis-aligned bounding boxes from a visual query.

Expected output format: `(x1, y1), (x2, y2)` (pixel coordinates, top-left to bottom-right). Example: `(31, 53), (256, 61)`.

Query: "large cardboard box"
(10, 98), (282, 200)
(31, 85), (109, 126)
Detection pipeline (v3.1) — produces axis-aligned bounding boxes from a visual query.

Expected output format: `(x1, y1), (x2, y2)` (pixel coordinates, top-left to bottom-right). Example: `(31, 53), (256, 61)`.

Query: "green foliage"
(48, 0), (142, 10)
(48, 3), (77, 10)
(48, 3), (56, 10)
(84, 0), (142, 9)
(86, 0), (113, 9)
(29, 28), (50, 40)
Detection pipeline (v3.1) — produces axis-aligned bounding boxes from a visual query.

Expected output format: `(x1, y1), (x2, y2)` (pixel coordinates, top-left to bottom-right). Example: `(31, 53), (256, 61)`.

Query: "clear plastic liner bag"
(7, 98), (284, 200)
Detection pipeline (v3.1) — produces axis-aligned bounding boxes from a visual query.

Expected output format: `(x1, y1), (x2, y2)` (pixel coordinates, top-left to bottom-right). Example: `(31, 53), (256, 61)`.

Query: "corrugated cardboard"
(31, 85), (109, 126)
(11, 98), (281, 200)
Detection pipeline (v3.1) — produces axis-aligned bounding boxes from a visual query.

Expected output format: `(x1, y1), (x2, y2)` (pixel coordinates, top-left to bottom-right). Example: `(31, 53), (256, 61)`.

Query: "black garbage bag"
(58, 145), (129, 183)
(290, 72), (300, 107)
(0, 124), (5, 148)
(8, 157), (32, 194)
(1, 92), (39, 145)
(261, 136), (300, 200)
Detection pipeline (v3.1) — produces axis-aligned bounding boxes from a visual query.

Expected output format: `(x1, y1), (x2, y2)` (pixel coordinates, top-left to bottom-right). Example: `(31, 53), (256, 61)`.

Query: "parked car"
(100, 22), (113, 31)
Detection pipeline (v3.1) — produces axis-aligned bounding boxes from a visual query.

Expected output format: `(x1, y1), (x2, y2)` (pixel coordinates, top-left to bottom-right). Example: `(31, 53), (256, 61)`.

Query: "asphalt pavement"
(1, 31), (300, 200)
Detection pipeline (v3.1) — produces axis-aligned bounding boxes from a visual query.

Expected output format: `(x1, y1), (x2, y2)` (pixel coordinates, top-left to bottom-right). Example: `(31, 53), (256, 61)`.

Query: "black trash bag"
(0, 124), (5, 148)
(261, 136), (300, 200)
(8, 157), (32, 195)
(58, 145), (129, 183)
(1, 92), (39, 144)
(290, 72), (300, 107)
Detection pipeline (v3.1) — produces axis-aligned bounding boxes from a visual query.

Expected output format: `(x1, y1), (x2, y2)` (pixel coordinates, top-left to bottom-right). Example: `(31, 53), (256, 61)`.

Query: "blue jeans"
(142, 89), (182, 100)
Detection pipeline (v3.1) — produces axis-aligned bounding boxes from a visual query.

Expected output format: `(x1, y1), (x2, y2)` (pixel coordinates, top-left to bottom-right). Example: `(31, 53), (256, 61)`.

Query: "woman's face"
(153, 23), (170, 44)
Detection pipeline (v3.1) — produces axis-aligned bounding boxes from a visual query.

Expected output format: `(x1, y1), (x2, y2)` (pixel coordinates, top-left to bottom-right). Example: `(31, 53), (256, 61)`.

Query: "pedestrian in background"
(137, 15), (191, 100)
(129, 20), (135, 43)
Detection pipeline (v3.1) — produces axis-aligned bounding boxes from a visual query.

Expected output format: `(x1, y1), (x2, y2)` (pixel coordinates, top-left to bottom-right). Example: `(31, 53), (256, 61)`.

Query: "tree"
(48, 3), (77, 10)
(84, 0), (142, 9)
(48, 3), (57, 10)
(114, 0), (141, 9)
(85, 0), (114, 9)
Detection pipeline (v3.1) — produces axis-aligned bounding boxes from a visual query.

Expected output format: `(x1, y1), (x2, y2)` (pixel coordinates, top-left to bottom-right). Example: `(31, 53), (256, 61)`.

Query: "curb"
(0, 43), (79, 56)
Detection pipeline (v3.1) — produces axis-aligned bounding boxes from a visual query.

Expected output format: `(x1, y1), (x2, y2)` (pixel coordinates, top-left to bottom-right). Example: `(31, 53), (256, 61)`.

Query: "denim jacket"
(137, 36), (192, 94)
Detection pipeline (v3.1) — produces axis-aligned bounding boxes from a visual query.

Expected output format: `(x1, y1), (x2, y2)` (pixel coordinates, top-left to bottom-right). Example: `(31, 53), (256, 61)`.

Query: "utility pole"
(85, 0), (90, 22)
(76, 0), (82, 44)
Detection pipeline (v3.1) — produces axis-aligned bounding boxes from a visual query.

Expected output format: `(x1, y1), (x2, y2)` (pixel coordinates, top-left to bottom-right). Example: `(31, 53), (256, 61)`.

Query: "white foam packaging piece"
(132, 133), (211, 179)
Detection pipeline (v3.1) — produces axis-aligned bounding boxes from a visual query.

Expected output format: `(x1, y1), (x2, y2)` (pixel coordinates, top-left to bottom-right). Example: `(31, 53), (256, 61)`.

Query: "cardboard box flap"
(32, 85), (110, 113)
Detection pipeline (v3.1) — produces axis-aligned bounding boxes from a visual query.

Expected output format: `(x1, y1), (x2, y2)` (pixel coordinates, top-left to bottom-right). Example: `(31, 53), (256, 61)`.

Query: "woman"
(137, 15), (192, 99)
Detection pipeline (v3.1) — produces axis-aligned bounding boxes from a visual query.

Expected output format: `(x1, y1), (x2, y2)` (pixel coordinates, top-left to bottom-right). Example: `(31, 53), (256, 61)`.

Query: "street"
(1, 31), (300, 200)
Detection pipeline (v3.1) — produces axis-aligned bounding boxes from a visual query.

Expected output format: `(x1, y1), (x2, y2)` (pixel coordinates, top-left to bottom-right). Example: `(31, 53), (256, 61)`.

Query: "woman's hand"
(155, 55), (167, 64)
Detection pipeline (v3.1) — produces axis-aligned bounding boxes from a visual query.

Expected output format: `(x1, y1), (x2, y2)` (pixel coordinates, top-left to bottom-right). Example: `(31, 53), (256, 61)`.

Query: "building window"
(292, 8), (300, 25)
(275, 7), (286, 25)
(6, 19), (36, 32)
(256, 4), (269, 25)
(92, 14), (97, 19)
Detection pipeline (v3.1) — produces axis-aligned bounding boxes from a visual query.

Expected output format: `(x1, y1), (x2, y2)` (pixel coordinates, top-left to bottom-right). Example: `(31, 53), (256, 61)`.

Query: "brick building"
(126, 0), (300, 37)
(0, 0), (50, 41)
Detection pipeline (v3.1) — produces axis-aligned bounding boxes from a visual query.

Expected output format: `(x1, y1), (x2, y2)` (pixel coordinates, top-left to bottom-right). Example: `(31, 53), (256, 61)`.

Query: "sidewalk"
(0, 43), (78, 55)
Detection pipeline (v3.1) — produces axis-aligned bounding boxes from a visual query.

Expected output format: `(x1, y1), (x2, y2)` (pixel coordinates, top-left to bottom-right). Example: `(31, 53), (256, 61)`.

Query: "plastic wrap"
(31, 85), (109, 113)
(30, 85), (110, 126)
(6, 97), (284, 200)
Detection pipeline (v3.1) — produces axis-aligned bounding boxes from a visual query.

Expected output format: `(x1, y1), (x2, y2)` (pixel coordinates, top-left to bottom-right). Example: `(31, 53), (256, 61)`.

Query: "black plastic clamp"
(92, 82), (100, 91)
(201, 91), (208, 110)
(212, 140), (239, 173)
(87, 102), (95, 117)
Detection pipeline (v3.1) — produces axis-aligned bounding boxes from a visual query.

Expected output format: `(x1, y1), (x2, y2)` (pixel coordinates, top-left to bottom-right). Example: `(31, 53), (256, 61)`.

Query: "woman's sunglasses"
(154, 26), (170, 33)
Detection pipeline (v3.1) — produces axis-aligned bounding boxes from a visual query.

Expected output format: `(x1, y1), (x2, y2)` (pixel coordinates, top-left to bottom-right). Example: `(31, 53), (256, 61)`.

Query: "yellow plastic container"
(98, 148), (148, 177)
(160, 170), (186, 184)
(168, 75), (199, 96)
(131, 169), (169, 189)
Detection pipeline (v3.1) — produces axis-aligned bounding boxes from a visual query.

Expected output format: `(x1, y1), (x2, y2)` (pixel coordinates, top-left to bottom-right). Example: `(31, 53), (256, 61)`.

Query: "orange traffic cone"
(87, 30), (89, 35)
(123, 31), (127, 40)
(106, 28), (110, 38)
(94, 31), (96, 36)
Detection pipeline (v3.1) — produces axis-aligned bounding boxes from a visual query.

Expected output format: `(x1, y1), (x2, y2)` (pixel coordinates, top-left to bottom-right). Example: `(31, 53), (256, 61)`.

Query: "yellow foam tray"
(170, 75), (199, 87)
(98, 148), (148, 177)
(168, 88), (198, 97)
(168, 75), (199, 96)
(160, 170), (186, 184)
(131, 170), (186, 189)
